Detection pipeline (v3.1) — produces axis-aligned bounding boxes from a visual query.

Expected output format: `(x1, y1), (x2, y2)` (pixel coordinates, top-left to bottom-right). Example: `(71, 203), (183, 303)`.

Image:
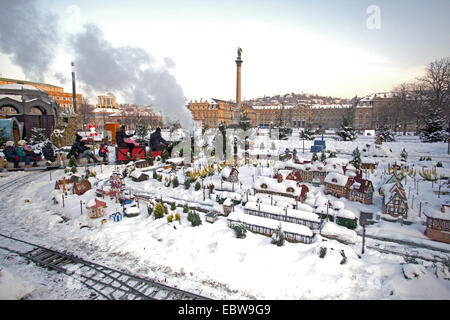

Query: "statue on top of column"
(237, 47), (242, 60)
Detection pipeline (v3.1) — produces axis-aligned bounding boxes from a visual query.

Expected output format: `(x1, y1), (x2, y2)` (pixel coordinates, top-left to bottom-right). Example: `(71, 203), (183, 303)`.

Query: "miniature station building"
(253, 176), (309, 203)
(424, 210), (450, 244)
(87, 198), (107, 219)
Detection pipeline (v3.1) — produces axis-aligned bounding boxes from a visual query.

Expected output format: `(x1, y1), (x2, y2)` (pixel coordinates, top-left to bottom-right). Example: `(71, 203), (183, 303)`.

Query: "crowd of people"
(1, 125), (173, 169)
(1, 139), (55, 168)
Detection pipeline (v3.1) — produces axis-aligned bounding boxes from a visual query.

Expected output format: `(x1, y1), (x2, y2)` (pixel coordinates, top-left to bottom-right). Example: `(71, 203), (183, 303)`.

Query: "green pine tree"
(271, 224), (285, 246)
(184, 177), (191, 190)
(400, 148), (408, 162)
(162, 148), (169, 163)
(187, 210), (202, 226)
(337, 116), (357, 141)
(172, 176), (179, 188)
(311, 151), (319, 162)
(320, 150), (327, 162)
(350, 147), (361, 169)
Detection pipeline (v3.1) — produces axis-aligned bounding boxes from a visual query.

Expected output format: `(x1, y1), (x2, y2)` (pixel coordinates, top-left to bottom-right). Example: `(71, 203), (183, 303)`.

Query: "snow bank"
(320, 222), (358, 244)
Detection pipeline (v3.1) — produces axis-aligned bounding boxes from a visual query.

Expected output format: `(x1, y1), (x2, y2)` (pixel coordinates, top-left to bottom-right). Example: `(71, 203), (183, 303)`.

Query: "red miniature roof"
(87, 198), (107, 209)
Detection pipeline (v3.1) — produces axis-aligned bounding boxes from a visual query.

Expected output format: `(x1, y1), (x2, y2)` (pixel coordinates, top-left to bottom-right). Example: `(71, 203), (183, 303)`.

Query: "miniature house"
(348, 176), (374, 205)
(205, 211), (218, 223)
(381, 183), (408, 219)
(73, 180), (92, 196)
(124, 206), (140, 218)
(223, 198), (233, 216)
(221, 167), (239, 183)
(424, 211), (450, 244)
(87, 198), (107, 219)
(130, 170), (149, 182)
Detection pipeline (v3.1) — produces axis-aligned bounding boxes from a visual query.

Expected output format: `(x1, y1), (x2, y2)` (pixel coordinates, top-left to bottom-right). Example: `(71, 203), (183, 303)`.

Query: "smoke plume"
(0, 0), (60, 82)
(70, 24), (193, 130)
(0, 1), (193, 130)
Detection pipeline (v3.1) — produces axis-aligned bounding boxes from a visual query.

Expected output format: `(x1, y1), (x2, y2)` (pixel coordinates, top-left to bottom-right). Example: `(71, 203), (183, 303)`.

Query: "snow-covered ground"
(0, 134), (449, 300)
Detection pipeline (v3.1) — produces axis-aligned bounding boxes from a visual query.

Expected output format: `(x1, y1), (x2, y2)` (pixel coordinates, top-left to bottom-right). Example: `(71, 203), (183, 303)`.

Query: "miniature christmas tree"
(232, 223), (247, 238)
(147, 150), (154, 166)
(187, 210), (202, 227)
(320, 150), (327, 162)
(271, 224), (285, 246)
(350, 147), (362, 169)
(184, 177), (191, 190)
(400, 148), (408, 162)
(337, 116), (356, 141)
(311, 151), (319, 162)
(153, 202), (165, 219)
(162, 148), (169, 163)
(69, 155), (77, 173)
(172, 176), (179, 188)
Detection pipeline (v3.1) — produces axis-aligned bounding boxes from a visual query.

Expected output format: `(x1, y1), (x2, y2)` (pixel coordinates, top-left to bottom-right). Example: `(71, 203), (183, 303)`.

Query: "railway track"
(0, 233), (211, 300)
(0, 171), (48, 193)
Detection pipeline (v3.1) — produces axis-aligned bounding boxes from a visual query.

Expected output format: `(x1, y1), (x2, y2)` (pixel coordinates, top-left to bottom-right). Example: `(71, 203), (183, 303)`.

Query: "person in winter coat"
(116, 125), (136, 156)
(69, 134), (98, 163)
(24, 145), (40, 167)
(98, 142), (109, 162)
(3, 141), (20, 168)
(42, 140), (56, 163)
(149, 127), (172, 154)
(17, 140), (31, 167)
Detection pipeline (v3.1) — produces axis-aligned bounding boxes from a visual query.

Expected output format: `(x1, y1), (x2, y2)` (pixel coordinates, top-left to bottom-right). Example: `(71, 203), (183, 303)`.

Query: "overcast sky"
(1, 0), (449, 103)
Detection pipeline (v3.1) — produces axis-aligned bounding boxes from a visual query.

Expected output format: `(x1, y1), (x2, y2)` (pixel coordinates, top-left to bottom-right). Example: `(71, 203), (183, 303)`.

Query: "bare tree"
(418, 57), (449, 113)
(76, 97), (94, 130)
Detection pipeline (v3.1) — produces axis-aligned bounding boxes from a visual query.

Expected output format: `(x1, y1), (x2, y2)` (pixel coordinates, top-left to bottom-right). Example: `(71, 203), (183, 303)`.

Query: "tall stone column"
(234, 47), (243, 125)
(236, 58), (242, 108)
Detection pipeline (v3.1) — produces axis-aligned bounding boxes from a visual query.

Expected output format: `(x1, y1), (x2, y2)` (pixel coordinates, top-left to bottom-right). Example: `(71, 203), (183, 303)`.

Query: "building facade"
(0, 77), (82, 114)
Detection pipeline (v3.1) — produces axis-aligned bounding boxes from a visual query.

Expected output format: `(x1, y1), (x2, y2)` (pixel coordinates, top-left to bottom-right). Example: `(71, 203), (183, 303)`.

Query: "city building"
(186, 98), (236, 128)
(354, 92), (418, 132)
(0, 83), (59, 140)
(309, 104), (353, 129)
(0, 77), (82, 114)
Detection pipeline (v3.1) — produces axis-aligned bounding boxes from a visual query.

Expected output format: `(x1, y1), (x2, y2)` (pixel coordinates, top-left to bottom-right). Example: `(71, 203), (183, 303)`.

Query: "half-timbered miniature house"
(348, 176), (374, 204)
(324, 172), (352, 198)
(381, 183), (408, 219)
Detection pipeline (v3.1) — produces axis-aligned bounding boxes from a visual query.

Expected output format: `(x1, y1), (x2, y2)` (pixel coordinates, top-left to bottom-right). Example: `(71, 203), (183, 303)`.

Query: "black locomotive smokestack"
(71, 61), (77, 113)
